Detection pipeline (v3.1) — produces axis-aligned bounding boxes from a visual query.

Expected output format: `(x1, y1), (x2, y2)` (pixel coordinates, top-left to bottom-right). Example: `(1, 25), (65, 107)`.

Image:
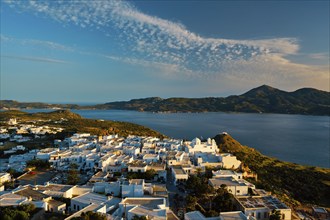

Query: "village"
(0, 118), (327, 220)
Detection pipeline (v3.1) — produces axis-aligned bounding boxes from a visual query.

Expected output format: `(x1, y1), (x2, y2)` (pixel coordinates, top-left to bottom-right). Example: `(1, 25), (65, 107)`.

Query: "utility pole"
(123, 202), (127, 220)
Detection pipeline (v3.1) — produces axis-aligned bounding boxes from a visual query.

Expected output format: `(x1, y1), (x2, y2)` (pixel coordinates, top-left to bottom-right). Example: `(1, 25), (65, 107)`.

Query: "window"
(257, 213), (261, 219)
(237, 190), (240, 194)
(282, 214), (285, 220)
(264, 212), (268, 218)
(73, 204), (76, 210)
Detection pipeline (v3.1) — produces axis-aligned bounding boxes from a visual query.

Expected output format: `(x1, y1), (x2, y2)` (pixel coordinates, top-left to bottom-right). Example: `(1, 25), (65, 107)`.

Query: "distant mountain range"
(1, 85), (329, 115)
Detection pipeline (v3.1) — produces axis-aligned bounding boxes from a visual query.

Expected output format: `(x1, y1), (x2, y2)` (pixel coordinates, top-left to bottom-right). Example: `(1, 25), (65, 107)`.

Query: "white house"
(47, 199), (66, 213)
(128, 161), (148, 173)
(36, 148), (59, 160)
(235, 196), (291, 220)
(123, 146), (140, 157)
(122, 179), (145, 197)
(212, 170), (243, 180)
(93, 181), (121, 197)
(113, 197), (169, 220)
(166, 151), (189, 167)
(13, 186), (52, 210)
(37, 183), (75, 198)
(8, 118), (17, 125)
(0, 172), (11, 184)
(0, 193), (29, 207)
(194, 152), (223, 168)
(208, 177), (255, 196)
(171, 166), (189, 185)
(219, 153), (242, 169)
(184, 138), (218, 155)
(143, 154), (160, 163)
(70, 192), (108, 212)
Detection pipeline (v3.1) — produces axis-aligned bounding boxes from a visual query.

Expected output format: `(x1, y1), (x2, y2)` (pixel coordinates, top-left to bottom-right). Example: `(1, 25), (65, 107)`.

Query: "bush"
(26, 159), (50, 170)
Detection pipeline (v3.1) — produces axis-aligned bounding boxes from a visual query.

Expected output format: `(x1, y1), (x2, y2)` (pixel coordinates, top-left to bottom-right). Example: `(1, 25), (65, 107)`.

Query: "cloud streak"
(1, 34), (74, 52)
(2, 55), (70, 64)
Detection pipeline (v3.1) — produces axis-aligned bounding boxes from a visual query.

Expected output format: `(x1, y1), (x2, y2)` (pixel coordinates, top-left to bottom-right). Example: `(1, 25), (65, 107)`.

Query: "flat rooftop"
(37, 184), (73, 192)
(237, 196), (289, 210)
(90, 171), (108, 179)
(47, 199), (66, 207)
(72, 192), (108, 204)
(209, 177), (245, 187)
(14, 186), (50, 201)
(129, 160), (147, 167)
(196, 153), (220, 163)
(122, 197), (165, 209)
(220, 211), (248, 220)
(0, 193), (27, 206)
(185, 211), (207, 220)
(172, 166), (186, 175)
(213, 170), (237, 176)
(39, 148), (57, 153)
(65, 203), (101, 220)
(144, 154), (158, 158)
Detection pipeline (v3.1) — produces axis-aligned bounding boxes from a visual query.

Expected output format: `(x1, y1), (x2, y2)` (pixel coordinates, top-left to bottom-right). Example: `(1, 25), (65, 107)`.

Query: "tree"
(269, 210), (281, 220)
(26, 159), (50, 170)
(145, 169), (156, 180)
(13, 211), (29, 220)
(69, 163), (79, 169)
(205, 210), (219, 217)
(2, 214), (11, 220)
(67, 169), (79, 185)
(186, 195), (198, 211)
(3, 180), (15, 189)
(18, 203), (36, 213)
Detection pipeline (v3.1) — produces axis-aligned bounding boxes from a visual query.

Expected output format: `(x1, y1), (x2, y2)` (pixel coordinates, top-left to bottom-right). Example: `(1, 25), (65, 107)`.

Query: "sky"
(0, 0), (329, 103)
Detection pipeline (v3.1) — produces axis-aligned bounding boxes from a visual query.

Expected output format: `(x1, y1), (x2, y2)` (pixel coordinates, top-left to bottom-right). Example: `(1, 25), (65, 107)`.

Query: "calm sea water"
(24, 109), (330, 168)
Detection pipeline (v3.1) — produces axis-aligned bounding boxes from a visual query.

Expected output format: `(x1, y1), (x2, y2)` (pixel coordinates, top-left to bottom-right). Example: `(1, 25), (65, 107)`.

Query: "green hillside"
(214, 133), (330, 207)
(98, 85), (330, 115)
(0, 110), (165, 138)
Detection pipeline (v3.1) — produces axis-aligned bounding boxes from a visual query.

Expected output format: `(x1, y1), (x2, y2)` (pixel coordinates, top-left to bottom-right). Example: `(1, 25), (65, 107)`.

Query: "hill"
(1, 85), (329, 115)
(96, 85), (330, 115)
(0, 110), (165, 138)
(214, 133), (330, 207)
(0, 100), (81, 110)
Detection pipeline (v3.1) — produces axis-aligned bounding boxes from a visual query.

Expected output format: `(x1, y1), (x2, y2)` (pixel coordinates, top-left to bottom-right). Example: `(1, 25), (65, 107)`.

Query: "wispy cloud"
(2, 0), (329, 90)
(2, 55), (70, 64)
(0, 34), (74, 52)
(308, 53), (329, 60)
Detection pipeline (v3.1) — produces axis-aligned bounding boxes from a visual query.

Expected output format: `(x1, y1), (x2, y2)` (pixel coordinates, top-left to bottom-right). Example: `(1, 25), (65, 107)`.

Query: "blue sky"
(0, 0), (329, 103)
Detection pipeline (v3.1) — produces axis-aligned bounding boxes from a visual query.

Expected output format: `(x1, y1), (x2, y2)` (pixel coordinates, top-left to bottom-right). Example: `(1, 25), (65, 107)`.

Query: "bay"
(24, 109), (329, 168)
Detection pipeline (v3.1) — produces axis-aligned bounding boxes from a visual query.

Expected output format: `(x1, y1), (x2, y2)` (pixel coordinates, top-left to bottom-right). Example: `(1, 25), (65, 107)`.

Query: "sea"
(23, 109), (330, 168)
